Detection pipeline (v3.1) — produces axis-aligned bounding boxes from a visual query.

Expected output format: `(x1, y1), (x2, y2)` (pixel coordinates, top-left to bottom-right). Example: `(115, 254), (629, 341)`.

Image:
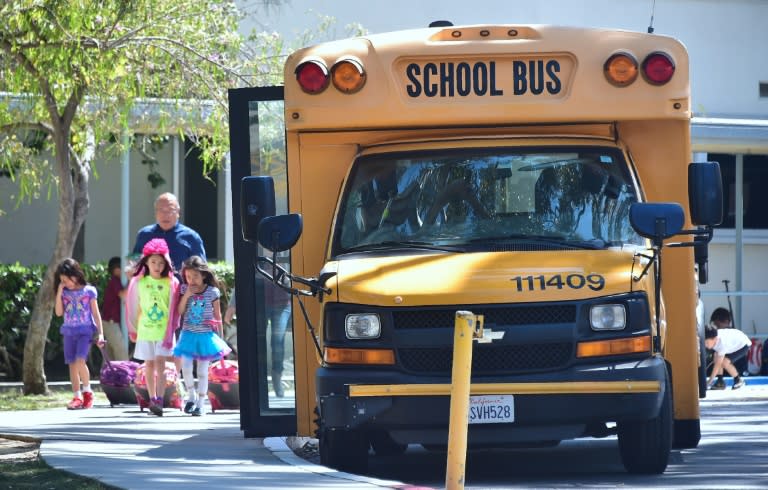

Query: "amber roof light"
(331, 58), (367, 93)
(604, 52), (639, 87)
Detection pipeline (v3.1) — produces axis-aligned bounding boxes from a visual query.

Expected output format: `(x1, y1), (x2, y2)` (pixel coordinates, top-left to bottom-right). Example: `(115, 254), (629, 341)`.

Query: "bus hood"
(332, 249), (642, 306)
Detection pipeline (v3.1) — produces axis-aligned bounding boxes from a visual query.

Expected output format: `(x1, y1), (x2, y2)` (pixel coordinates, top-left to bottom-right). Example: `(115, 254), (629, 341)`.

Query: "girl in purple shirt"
(54, 258), (105, 410)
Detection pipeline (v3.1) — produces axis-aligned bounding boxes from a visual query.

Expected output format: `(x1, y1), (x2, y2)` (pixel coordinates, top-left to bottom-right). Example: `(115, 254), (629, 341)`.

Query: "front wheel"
(318, 426), (369, 473)
(617, 370), (673, 474)
(370, 431), (408, 456)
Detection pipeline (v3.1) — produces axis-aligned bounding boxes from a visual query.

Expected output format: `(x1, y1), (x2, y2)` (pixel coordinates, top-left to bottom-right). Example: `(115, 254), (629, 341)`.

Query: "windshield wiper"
(342, 240), (463, 254)
(470, 235), (609, 250)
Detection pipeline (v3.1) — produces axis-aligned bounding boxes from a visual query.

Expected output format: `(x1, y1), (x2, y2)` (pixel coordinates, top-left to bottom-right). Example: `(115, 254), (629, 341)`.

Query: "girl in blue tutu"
(174, 255), (231, 416)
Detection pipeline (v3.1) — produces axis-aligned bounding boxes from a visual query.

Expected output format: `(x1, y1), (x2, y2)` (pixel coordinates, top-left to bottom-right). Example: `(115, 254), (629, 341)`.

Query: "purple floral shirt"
(61, 285), (98, 329)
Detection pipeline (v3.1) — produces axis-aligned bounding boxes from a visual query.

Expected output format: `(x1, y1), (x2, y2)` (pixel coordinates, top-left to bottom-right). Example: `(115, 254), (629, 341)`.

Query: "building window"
(760, 82), (768, 98)
(710, 153), (768, 229)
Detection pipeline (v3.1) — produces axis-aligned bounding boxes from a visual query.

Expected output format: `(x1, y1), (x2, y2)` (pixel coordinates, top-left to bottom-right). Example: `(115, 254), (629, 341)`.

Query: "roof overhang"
(692, 117), (768, 153)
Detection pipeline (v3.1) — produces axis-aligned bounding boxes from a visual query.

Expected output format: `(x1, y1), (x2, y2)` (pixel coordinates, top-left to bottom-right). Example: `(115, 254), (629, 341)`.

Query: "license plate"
(468, 395), (515, 424)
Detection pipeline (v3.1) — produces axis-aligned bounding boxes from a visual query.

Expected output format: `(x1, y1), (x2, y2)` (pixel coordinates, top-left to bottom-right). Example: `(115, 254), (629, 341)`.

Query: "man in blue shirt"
(133, 193), (206, 273)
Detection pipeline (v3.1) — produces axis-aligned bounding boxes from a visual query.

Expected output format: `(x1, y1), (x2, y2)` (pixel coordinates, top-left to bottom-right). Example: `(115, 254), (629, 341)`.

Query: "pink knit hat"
(140, 238), (174, 275)
(142, 238), (169, 257)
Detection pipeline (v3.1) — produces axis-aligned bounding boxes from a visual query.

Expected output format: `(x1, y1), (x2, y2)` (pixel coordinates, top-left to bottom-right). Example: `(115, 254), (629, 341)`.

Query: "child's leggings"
(181, 357), (210, 396)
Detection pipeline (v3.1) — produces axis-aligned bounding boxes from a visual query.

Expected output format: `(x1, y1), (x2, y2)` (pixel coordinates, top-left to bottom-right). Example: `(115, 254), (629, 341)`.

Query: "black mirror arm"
(252, 254), (325, 360)
(666, 226), (714, 248)
(641, 222), (714, 354)
(634, 250), (658, 282)
(255, 255), (331, 298)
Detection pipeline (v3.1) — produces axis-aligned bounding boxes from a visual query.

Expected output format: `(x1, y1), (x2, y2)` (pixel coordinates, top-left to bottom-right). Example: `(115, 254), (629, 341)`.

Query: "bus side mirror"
(629, 202), (685, 246)
(258, 214), (303, 252)
(241, 176), (276, 243)
(688, 161), (723, 227)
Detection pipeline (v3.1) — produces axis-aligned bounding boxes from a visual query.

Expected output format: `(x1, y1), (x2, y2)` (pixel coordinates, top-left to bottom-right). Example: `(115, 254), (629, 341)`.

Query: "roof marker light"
(604, 52), (639, 87)
(295, 59), (329, 94)
(642, 52), (675, 85)
(331, 58), (367, 94)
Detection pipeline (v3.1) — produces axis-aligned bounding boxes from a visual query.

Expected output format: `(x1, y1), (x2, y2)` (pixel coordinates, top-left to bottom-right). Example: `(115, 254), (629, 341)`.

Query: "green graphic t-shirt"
(137, 276), (171, 342)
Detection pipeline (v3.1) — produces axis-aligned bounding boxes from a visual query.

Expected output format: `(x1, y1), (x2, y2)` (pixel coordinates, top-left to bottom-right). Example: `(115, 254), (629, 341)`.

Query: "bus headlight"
(590, 305), (626, 330)
(345, 314), (381, 339)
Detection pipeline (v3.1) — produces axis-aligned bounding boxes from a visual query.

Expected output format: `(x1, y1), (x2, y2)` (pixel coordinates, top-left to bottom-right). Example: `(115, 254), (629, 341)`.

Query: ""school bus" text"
(405, 60), (562, 98)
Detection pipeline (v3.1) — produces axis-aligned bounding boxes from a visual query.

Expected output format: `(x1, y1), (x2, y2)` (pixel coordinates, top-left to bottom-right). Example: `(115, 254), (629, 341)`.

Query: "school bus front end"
(265, 24), (720, 475)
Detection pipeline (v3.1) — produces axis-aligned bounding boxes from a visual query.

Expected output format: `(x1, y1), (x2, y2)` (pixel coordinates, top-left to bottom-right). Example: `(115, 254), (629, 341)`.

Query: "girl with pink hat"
(125, 238), (180, 416)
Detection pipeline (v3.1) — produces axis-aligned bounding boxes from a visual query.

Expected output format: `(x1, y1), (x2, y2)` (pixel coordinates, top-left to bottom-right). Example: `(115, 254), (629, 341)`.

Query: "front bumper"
(317, 355), (667, 444)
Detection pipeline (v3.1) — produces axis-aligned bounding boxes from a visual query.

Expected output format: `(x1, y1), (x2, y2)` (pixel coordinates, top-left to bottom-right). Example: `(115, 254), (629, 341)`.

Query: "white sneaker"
(192, 398), (208, 416)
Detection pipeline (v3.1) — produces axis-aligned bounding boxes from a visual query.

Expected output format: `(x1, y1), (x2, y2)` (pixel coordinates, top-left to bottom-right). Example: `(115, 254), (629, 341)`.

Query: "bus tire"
(319, 426), (369, 473)
(370, 431), (408, 456)
(617, 370), (673, 474)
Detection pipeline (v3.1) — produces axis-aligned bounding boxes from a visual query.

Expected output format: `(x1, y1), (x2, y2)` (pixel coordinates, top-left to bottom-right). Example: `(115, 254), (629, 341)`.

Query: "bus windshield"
(334, 146), (643, 254)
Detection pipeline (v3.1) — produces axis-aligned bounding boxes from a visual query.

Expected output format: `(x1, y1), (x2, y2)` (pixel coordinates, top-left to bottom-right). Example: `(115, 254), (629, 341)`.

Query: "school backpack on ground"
(133, 362), (183, 411)
(747, 338), (763, 375)
(99, 347), (140, 407)
(762, 339), (768, 376)
(207, 359), (239, 412)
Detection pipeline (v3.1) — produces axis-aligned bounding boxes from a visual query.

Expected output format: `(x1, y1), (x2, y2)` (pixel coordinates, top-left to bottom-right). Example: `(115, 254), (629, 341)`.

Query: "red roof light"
(296, 60), (329, 94)
(642, 52), (675, 85)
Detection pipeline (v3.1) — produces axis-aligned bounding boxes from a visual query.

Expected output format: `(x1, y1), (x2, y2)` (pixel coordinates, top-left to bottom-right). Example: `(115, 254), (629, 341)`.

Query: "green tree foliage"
(0, 0), (363, 396)
(0, 0), (265, 394)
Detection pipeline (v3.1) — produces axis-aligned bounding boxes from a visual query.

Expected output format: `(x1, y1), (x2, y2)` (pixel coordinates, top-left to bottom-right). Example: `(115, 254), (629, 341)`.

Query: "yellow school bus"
(233, 21), (722, 475)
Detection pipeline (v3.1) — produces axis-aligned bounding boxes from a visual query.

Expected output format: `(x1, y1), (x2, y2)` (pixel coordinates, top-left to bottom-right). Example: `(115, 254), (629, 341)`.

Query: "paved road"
(360, 385), (768, 488)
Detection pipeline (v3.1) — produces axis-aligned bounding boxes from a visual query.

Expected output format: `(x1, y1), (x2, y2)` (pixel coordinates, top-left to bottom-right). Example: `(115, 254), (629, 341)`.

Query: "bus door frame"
(228, 86), (296, 437)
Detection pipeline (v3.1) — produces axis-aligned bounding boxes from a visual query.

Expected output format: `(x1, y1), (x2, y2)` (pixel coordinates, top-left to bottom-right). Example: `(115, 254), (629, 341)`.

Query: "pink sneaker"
(148, 397), (164, 416)
(67, 397), (84, 410)
(82, 391), (94, 409)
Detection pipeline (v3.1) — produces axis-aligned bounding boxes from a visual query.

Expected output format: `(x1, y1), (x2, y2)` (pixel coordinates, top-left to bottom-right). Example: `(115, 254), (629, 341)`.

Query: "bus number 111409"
(511, 273), (605, 292)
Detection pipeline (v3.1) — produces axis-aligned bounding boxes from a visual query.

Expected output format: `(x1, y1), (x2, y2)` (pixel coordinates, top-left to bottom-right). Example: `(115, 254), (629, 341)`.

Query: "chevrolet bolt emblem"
(476, 328), (505, 344)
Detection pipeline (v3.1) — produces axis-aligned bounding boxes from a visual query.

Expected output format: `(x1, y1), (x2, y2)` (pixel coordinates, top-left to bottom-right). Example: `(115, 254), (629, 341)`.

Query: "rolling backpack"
(132, 362), (183, 411)
(207, 358), (240, 412)
(99, 347), (140, 407)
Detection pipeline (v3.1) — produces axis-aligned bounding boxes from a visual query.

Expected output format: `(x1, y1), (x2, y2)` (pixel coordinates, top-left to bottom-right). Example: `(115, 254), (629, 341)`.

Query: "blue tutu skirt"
(173, 330), (232, 361)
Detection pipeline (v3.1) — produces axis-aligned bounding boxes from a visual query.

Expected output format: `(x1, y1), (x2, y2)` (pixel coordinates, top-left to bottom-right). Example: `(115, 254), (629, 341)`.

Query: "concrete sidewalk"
(0, 404), (407, 490)
(2, 379), (766, 489)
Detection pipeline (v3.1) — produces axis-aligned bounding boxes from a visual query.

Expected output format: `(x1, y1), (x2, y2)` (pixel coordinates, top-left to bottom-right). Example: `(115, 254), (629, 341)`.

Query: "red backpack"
(208, 359), (240, 412)
(208, 358), (239, 383)
(747, 338), (763, 375)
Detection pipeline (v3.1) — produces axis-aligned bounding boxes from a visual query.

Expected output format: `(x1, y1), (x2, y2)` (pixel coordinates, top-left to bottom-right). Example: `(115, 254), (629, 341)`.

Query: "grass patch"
(0, 388), (121, 489)
(0, 389), (109, 411)
(0, 458), (121, 489)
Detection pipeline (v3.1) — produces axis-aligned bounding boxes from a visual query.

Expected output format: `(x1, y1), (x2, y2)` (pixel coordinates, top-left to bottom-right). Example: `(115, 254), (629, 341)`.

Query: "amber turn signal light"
(577, 336), (651, 358)
(324, 347), (395, 365)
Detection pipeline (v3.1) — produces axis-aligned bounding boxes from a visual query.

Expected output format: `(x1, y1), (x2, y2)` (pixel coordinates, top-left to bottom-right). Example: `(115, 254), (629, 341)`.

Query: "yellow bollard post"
(445, 310), (483, 490)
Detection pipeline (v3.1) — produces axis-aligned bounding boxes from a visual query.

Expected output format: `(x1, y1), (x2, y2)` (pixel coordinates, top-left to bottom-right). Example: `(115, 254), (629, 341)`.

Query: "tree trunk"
(22, 124), (90, 395)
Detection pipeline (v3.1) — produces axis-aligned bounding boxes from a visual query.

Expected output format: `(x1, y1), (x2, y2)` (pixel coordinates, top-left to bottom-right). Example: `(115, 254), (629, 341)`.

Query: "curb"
(264, 436), (408, 489)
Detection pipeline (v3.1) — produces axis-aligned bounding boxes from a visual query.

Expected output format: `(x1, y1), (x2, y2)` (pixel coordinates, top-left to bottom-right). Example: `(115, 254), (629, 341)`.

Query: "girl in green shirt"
(126, 238), (180, 416)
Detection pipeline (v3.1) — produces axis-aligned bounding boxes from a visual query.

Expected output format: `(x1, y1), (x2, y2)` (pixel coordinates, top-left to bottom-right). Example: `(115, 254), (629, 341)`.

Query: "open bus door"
(228, 86), (296, 437)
